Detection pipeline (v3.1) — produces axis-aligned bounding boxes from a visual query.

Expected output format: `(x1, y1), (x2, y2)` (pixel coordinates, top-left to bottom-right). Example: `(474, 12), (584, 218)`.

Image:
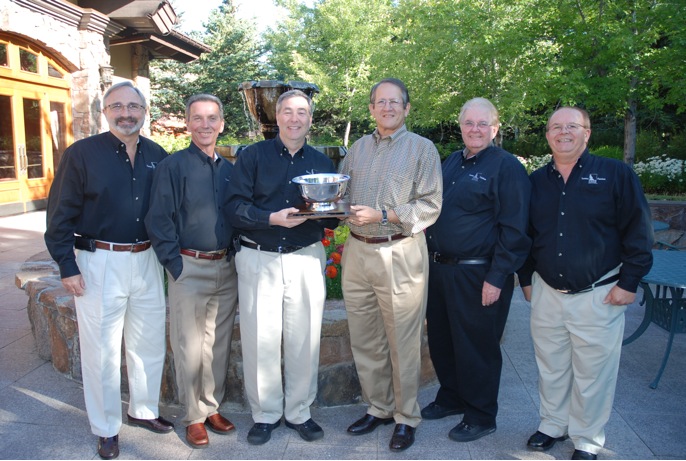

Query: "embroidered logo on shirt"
(306, 169), (317, 175)
(581, 173), (606, 184)
(146, 162), (157, 169)
(469, 173), (487, 182)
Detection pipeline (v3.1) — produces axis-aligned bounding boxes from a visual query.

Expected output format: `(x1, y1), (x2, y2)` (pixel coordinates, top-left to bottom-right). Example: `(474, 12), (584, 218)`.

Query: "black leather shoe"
(247, 421), (281, 445)
(421, 401), (464, 420)
(527, 430), (568, 451)
(97, 435), (119, 460)
(448, 420), (496, 442)
(347, 414), (394, 435)
(127, 415), (175, 433)
(389, 424), (415, 452)
(572, 449), (598, 460)
(285, 418), (324, 442)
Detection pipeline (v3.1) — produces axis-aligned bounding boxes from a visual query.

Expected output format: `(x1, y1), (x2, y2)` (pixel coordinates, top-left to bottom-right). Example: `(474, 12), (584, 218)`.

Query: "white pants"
(235, 242), (326, 424)
(74, 248), (166, 437)
(530, 268), (625, 454)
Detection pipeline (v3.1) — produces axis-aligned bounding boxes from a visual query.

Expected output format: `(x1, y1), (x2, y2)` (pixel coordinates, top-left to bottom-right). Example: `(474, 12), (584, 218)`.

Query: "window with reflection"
(19, 49), (38, 73)
(47, 62), (63, 79)
(23, 98), (43, 179)
(0, 96), (16, 181)
(50, 102), (67, 169)
(0, 43), (7, 67)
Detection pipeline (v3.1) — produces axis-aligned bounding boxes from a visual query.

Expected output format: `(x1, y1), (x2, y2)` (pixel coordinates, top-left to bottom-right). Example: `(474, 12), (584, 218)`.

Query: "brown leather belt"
(180, 248), (227, 260)
(350, 232), (406, 244)
(94, 240), (151, 253)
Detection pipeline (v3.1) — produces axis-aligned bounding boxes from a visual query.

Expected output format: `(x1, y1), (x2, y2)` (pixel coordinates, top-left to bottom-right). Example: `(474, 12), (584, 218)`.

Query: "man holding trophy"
(226, 89), (337, 446)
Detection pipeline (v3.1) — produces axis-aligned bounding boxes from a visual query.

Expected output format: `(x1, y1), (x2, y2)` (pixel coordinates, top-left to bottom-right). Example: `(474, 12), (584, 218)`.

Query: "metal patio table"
(622, 249), (686, 388)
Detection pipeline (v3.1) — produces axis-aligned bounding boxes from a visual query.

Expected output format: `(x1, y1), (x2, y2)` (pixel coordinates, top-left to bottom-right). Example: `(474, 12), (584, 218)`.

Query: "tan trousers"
(167, 254), (238, 426)
(74, 248), (166, 437)
(342, 232), (428, 427)
(530, 267), (625, 454)
(235, 242), (326, 424)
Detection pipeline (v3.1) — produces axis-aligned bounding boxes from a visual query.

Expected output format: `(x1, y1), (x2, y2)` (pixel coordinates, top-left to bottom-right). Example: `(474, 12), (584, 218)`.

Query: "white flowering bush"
(634, 155), (686, 194)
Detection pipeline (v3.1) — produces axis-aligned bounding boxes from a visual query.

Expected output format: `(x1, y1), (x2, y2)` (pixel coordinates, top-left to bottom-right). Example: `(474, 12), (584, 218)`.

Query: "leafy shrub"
(592, 145), (623, 161)
(634, 155), (686, 195)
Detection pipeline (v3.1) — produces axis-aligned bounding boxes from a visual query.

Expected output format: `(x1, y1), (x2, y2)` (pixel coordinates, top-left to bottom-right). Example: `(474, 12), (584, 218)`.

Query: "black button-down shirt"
(145, 143), (234, 279)
(518, 150), (653, 293)
(45, 131), (168, 279)
(426, 146), (531, 288)
(227, 137), (337, 247)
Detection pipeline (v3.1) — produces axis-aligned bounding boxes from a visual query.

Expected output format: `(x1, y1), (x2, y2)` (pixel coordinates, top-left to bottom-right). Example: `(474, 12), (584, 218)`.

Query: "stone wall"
(650, 200), (686, 248)
(17, 251), (436, 409)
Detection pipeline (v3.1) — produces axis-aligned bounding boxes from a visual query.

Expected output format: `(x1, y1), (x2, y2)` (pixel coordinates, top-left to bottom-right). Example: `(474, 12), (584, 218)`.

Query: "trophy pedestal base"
(288, 201), (351, 219)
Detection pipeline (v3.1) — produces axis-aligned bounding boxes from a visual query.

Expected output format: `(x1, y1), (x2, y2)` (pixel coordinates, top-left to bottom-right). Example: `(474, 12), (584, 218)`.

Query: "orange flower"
(324, 228), (335, 237)
(321, 238), (331, 247)
(325, 265), (338, 279)
(330, 252), (341, 264)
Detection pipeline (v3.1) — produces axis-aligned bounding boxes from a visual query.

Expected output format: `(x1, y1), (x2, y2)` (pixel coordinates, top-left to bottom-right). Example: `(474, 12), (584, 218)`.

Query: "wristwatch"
(380, 209), (388, 225)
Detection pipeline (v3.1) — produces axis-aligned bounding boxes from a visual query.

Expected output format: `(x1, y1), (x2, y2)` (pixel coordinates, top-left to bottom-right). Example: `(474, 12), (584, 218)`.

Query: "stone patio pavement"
(1, 211), (684, 460)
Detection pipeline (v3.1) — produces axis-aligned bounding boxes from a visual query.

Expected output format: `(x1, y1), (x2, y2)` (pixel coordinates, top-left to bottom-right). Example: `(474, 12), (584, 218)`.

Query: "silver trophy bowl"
(292, 173), (350, 212)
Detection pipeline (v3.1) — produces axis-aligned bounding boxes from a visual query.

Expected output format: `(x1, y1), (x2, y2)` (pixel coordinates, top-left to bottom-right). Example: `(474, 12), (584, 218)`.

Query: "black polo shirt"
(45, 131), (168, 279)
(426, 146), (531, 288)
(227, 136), (337, 248)
(518, 150), (653, 293)
(145, 142), (234, 279)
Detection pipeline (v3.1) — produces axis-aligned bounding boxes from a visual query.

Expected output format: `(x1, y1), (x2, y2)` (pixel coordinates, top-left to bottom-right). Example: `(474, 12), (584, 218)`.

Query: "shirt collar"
(373, 124), (408, 143)
(275, 135), (307, 158)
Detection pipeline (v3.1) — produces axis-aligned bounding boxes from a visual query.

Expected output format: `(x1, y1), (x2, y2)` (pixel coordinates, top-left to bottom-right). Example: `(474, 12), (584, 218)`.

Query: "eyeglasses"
(548, 123), (586, 134)
(105, 103), (145, 113)
(461, 121), (492, 130)
(374, 99), (403, 108)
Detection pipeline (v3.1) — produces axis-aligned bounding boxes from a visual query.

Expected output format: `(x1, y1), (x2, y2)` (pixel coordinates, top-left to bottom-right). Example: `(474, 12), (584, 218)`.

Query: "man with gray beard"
(45, 81), (173, 460)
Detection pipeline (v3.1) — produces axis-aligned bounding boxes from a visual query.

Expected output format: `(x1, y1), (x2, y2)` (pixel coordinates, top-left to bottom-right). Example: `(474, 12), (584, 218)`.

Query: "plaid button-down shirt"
(339, 125), (442, 236)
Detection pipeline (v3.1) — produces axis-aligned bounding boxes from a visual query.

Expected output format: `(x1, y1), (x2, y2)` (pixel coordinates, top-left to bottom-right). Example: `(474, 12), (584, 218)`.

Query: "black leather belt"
(239, 239), (304, 254)
(350, 232), (406, 244)
(556, 273), (620, 294)
(429, 252), (489, 265)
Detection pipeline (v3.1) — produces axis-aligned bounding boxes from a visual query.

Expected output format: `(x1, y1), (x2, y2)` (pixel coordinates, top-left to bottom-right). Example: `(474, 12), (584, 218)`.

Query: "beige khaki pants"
(235, 242), (326, 424)
(342, 232), (428, 427)
(530, 267), (625, 454)
(167, 254), (238, 426)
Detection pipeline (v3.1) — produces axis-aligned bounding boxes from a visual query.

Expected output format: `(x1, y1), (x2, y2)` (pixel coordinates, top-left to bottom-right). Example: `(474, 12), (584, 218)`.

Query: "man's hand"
(270, 208), (307, 228)
(347, 205), (381, 226)
(62, 274), (85, 297)
(603, 285), (635, 306)
(482, 281), (501, 307)
(521, 285), (532, 302)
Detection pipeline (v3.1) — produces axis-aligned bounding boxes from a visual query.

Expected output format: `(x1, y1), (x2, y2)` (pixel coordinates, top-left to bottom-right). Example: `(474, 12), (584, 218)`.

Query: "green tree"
(265, 0), (395, 146)
(151, 0), (265, 137)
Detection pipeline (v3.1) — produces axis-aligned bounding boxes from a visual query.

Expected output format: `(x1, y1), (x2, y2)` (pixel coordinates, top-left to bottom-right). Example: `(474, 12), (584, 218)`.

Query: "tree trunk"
(624, 101), (637, 167)
(344, 120), (351, 148)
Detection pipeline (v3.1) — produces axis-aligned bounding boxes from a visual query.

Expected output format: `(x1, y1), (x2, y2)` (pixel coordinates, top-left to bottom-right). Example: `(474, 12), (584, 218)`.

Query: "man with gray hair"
(146, 94), (238, 449)
(422, 97), (531, 442)
(45, 81), (173, 460)
(227, 89), (336, 446)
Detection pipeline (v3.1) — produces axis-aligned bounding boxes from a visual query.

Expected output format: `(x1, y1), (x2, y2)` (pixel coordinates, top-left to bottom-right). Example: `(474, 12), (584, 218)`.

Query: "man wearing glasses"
(518, 107), (653, 460)
(422, 97), (531, 442)
(340, 78), (442, 452)
(45, 81), (173, 460)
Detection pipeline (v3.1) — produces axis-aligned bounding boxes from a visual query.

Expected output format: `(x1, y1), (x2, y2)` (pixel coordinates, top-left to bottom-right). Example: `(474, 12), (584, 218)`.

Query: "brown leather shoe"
(97, 435), (119, 460)
(186, 423), (209, 448)
(205, 413), (235, 434)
